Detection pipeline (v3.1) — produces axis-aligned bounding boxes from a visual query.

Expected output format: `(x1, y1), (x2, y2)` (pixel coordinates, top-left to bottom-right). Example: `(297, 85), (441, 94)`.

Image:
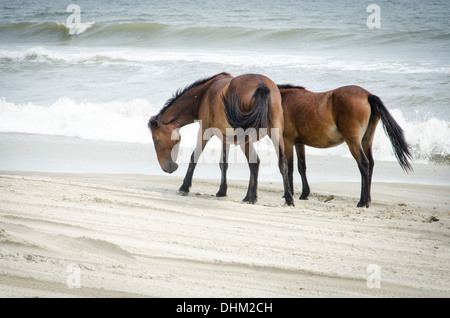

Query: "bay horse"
(278, 84), (412, 208)
(148, 72), (294, 206)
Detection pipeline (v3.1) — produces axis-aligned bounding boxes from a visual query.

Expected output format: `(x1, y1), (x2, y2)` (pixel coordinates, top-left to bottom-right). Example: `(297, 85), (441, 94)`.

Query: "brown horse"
(278, 84), (412, 208)
(148, 72), (294, 206)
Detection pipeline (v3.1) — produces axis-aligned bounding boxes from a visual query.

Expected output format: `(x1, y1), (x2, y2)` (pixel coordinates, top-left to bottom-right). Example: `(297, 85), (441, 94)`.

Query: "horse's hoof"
(216, 191), (227, 197)
(357, 200), (370, 208)
(242, 197), (257, 204)
(283, 195), (295, 206)
(299, 190), (310, 200)
(179, 189), (189, 196)
(216, 186), (227, 197)
(285, 200), (295, 207)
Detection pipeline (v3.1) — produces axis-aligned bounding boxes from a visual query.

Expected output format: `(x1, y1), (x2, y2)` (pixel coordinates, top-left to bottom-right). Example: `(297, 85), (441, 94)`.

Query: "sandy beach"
(0, 134), (449, 298)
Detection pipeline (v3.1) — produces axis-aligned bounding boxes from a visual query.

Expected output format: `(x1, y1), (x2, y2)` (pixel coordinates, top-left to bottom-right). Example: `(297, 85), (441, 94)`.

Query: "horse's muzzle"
(163, 161), (178, 174)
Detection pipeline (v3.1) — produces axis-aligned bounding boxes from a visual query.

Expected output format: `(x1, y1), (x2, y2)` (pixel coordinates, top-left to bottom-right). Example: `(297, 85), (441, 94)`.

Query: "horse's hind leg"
(216, 142), (230, 197)
(347, 140), (371, 208)
(363, 144), (375, 203)
(240, 141), (259, 204)
(295, 144), (310, 200)
(362, 122), (377, 203)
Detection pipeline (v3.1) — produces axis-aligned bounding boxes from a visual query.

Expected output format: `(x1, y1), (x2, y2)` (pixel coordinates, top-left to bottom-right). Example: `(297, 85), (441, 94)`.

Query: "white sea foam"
(0, 98), (448, 164)
(0, 98), (155, 143)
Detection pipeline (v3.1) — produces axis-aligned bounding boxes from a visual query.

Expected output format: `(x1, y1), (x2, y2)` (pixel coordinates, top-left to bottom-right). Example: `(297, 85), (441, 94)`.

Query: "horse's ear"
(149, 117), (159, 128)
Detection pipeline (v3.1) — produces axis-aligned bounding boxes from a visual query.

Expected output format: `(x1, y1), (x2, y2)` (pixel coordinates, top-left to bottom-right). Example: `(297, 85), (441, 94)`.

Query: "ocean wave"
(0, 21), (95, 40)
(0, 21), (383, 50)
(1, 20), (447, 54)
(0, 98), (448, 165)
(0, 21), (170, 43)
(0, 21), (309, 41)
(1, 46), (449, 76)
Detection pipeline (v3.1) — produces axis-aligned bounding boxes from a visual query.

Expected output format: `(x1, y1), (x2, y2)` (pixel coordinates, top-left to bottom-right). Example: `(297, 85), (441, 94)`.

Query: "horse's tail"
(368, 94), (413, 172)
(223, 83), (271, 130)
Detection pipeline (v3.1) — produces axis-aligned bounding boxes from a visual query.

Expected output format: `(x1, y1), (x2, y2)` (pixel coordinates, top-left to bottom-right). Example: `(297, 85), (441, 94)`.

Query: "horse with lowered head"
(148, 72), (294, 206)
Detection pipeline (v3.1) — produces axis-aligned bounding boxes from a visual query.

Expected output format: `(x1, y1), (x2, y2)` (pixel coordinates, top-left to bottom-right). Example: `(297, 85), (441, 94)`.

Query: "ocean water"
(0, 0), (449, 165)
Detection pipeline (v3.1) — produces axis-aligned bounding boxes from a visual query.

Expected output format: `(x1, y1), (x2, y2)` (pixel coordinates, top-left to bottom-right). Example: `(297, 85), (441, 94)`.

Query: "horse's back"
(280, 87), (337, 147)
(281, 85), (373, 148)
(201, 73), (233, 127)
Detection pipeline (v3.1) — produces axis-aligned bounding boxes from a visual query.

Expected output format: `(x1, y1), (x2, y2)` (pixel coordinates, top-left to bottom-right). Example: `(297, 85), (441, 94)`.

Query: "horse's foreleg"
(240, 141), (259, 204)
(278, 146), (294, 206)
(179, 139), (206, 196)
(283, 140), (294, 199)
(216, 142), (230, 197)
(295, 144), (310, 200)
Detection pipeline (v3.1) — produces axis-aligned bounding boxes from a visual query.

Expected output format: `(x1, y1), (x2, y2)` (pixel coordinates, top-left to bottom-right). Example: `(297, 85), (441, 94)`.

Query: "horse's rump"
(222, 82), (272, 131)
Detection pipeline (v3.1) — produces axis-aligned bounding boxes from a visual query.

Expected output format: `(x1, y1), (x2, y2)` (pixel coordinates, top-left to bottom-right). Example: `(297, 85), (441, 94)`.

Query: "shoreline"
(1, 132), (449, 186)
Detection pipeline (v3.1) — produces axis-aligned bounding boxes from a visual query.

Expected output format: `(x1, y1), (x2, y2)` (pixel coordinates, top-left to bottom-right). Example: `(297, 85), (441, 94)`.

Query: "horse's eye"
(149, 119), (159, 128)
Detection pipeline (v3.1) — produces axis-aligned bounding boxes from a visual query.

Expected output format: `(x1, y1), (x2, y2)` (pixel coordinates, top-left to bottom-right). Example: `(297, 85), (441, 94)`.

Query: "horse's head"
(148, 115), (180, 174)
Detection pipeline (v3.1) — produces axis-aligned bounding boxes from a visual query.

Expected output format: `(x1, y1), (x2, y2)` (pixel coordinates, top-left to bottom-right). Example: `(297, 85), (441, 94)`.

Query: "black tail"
(223, 84), (271, 130)
(368, 94), (413, 172)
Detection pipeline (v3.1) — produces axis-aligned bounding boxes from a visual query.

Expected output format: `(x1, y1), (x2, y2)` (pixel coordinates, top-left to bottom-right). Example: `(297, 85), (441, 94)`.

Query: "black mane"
(158, 72), (231, 118)
(277, 84), (305, 90)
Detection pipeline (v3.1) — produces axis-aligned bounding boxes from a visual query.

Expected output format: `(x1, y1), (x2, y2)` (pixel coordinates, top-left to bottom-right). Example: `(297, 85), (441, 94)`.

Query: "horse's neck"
(164, 82), (212, 128)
